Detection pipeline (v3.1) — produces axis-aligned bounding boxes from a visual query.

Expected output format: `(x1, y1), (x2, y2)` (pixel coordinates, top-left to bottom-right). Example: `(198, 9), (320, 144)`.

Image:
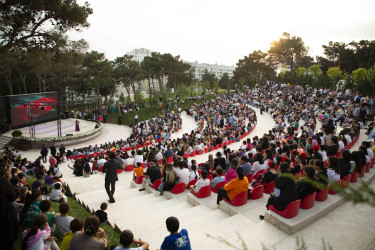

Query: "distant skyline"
(68, 0), (375, 66)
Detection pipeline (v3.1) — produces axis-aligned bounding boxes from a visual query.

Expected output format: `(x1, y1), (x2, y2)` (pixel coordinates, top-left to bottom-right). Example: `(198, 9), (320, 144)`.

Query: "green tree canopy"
(268, 32), (308, 80)
(0, 0), (92, 52)
(352, 68), (367, 83)
(327, 67), (343, 84)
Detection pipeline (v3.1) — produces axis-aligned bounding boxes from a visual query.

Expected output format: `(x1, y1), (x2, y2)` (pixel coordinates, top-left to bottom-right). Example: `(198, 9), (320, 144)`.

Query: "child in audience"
(51, 183), (66, 202)
(39, 199), (59, 232)
(133, 162), (143, 180)
(114, 230), (149, 250)
(190, 170), (210, 193)
(95, 202), (108, 224)
(45, 170), (53, 186)
(161, 216), (191, 250)
(60, 218), (84, 250)
(211, 168), (225, 188)
(55, 202), (74, 240)
(22, 213), (58, 250)
(25, 190), (42, 226)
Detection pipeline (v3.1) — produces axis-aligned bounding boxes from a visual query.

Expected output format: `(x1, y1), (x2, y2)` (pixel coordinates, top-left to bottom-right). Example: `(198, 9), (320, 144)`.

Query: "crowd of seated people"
(2, 83), (375, 249)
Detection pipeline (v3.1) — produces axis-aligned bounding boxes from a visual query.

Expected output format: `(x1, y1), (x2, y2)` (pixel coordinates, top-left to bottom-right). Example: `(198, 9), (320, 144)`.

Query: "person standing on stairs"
(102, 152), (121, 203)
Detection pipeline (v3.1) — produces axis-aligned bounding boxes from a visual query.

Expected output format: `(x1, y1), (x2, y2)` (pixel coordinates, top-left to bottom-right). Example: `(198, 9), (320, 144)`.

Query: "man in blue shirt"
(161, 216), (191, 250)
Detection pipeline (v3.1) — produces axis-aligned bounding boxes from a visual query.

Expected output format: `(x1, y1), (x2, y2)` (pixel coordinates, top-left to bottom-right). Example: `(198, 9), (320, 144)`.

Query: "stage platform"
(5, 119), (97, 138)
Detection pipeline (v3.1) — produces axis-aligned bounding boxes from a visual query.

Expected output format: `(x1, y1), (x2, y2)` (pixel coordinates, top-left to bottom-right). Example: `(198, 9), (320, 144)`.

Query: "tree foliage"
(0, 0), (92, 52)
(327, 67), (343, 84)
(268, 32), (308, 80)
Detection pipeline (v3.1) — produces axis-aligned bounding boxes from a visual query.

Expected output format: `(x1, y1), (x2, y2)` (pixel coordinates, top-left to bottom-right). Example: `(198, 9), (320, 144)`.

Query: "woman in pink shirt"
(225, 158), (239, 183)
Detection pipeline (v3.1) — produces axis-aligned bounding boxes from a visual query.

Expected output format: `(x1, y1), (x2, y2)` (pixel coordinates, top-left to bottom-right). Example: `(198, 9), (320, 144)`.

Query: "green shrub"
(11, 130), (22, 138)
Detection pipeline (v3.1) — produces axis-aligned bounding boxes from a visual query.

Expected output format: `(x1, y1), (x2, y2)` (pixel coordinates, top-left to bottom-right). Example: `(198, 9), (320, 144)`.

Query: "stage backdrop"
(9, 92), (59, 128)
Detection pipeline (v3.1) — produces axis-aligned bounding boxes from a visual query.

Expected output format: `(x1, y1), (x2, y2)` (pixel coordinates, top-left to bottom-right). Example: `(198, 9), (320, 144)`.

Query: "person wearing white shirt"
(327, 157), (341, 182)
(155, 150), (163, 161)
(97, 156), (107, 168)
(176, 162), (190, 187)
(134, 151), (144, 165)
(190, 170), (210, 193)
(251, 153), (266, 175)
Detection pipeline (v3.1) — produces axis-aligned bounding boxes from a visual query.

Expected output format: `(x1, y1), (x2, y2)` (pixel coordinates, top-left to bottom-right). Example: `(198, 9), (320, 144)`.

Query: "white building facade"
(185, 61), (235, 81)
(126, 48), (152, 63)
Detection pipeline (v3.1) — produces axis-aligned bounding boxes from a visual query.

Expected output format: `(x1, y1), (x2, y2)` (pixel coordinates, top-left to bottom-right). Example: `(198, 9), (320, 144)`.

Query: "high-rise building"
(126, 48), (152, 63)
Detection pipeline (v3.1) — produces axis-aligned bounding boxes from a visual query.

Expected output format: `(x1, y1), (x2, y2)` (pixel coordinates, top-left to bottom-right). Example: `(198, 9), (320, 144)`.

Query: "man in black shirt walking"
(102, 152), (121, 203)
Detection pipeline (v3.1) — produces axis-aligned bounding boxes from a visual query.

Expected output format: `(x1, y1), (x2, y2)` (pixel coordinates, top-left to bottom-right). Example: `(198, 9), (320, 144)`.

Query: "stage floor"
(5, 119), (97, 138)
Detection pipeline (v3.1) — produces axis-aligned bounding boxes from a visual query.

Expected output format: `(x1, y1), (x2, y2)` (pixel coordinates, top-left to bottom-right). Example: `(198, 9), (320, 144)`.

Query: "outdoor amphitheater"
(10, 86), (375, 250)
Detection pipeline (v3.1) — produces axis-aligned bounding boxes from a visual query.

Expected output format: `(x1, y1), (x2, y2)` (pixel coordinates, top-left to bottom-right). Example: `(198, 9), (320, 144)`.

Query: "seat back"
(341, 174), (351, 188)
(269, 199), (301, 219)
(140, 163), (146, 168)
(125, 165), (134, 172)
(246, 173), (253, 183)
(328, 180), (341, 195)
(187, 179), (198, 189)
(224, 191), (248, 206)
(254, 169), (265, 180)
(190, 151), (196, 157)
(183, 153), (189, 159)
(191, 185), (211, 198)
(359, 166), (366, 177)
(171, 182), (185, 194)
(215, 144), (219, 149)
(167, 157), (173, 163)
(350, 171), (358, 183)
(204, 148), (208, 153)
(134, 175), (145, 184)
(263, 181), (275, 194)
(197, 150), (203, 155)
(117, 168), (123, 174)
(250, 185), (264, 200)
(212, 181), (225, 193)
(149, 179), (162, 189)
(315, 188), (328, 202)
(300, 192), (316, 209)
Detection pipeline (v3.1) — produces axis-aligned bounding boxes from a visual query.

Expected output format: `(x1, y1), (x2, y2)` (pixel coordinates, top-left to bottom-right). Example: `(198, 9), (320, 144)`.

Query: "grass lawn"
(13, 176), (120, 249)
(106, 94), (216, 125)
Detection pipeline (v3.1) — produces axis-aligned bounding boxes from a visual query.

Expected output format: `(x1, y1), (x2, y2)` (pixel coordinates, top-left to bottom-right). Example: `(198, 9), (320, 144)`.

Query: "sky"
(68, 0), (375, 66)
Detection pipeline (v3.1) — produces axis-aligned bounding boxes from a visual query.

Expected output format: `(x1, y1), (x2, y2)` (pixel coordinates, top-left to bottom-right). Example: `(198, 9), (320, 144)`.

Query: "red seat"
(365, 162), (370, 173)
(359, 166), (366, 178)
(134, 175), (145, 184)
(212, 181), (225, 193)
(300, 192), (316, 209)
(328, 180), (341, 195)
(157, 159), (162, 165)
(315, 188), (328, 202)
(224, 141), (228, 146)
(140, 163), (146, 168)
(190, 151), (196, 157)
(187, 179), (198, 189)
(167, 157), (173, 163)
(149, 179), (162, 190)
(223, 191), (248, 206)
(117, 168), (123, 173)
(246, 173), (253, 183)
(171, 182), (185, 194)
(350, 171), (358, 183)
(137, 144), (141, 149)
(250, 185), (264, 200)
(210, 146), (214, 151)
(340, 174), (351, 188)
(197, 150), (203, 155)
(254, 169), (265, 180)
(215, 144), (219, 150)
(125, 165), (134, 172)
(183, 153), (189, 159)
(263, 181), (275, 194)
(219, 143), (223, 148)
(269, 199), (301, 219)
(204, 148), (208, 153)
(190, 185), (211, 198)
